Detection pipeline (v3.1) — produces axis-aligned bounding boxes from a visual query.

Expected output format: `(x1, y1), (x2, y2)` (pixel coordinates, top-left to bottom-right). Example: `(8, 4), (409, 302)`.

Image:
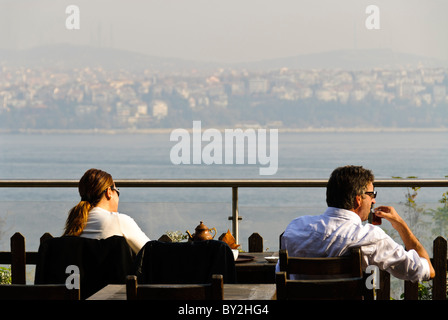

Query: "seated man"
(278, 165), (435, 282)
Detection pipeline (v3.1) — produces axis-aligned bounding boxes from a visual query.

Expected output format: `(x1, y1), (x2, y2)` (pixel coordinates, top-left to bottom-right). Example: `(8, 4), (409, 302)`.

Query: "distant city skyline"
(1, 0), (447, 64)
(1, 62), (446, 131)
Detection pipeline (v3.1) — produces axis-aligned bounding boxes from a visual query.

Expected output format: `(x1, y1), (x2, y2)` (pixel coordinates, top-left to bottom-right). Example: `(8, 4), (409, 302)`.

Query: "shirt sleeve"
(117, 214), (150, 254)
(364, 237), (430, 283)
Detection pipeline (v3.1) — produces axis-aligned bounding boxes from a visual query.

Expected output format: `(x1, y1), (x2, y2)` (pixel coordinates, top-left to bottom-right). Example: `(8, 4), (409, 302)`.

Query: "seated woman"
(63, 168), (150, 254)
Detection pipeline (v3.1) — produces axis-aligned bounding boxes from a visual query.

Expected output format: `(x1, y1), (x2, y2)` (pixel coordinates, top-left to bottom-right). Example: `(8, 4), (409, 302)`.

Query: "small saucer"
(265, 256), (279, 263)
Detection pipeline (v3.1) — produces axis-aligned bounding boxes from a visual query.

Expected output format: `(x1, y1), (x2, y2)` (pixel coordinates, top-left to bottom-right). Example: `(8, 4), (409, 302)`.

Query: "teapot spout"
(186, 230), (193, 241)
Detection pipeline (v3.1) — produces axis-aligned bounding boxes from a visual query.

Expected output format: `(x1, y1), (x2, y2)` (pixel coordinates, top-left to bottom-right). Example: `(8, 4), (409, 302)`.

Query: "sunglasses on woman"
(102, 185), (120, 197)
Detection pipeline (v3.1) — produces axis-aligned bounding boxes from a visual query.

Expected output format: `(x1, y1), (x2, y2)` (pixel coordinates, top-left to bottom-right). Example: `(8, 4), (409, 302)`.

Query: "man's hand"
(374, 205), (435, 278)
(374, 206), (405, 230)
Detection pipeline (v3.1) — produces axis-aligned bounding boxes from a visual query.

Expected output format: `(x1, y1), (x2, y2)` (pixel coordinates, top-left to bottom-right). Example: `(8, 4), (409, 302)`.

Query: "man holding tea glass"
(279, 165), (435, 282)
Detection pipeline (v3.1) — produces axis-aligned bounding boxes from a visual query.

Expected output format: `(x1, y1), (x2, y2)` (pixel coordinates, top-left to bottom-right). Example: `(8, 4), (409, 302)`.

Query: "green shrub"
(0, 266), (11, 284)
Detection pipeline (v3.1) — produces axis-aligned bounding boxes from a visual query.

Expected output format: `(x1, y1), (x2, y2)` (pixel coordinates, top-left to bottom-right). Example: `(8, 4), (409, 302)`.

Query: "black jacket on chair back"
(35, 235), (135, 299)
(134, 240), (236, 284)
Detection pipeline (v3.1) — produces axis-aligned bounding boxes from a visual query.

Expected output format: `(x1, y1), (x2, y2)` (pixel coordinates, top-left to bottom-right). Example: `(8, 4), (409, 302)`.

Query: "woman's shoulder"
(116, 211), (138, 224)
(90, 206), (138, 226)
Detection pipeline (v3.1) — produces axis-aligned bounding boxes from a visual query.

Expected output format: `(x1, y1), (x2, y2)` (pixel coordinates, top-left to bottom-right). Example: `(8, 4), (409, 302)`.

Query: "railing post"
(404, 280), (419, 300)
(231, 187), (239, 245)
(248, 233), (263, 252)
(403, 243), (420, 300)
(11, 232), (26, 284)
(40, 232), (53, 244)
(432, 236), (447, 300)
(376, 269), (390, 300)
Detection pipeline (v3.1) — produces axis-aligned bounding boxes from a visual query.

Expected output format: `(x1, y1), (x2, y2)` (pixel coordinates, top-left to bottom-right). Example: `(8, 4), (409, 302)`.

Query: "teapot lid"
(195, 221), (208, 231)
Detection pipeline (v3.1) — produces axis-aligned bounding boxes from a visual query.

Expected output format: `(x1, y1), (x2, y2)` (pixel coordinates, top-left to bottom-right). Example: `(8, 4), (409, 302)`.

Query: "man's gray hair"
(326, 165), (375, 210)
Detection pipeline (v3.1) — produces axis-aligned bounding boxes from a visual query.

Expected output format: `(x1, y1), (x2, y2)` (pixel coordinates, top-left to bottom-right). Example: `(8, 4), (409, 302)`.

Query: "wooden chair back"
(276, 271), (364, 300)
(0, 284), (80, 300)
(126, 274), (224, 300)
(279, 247), (362, 279)
(276, 247), (364, 300)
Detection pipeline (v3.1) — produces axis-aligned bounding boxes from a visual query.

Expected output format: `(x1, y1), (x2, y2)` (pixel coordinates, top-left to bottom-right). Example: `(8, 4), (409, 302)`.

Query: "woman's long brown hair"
(63, 168), (114, 236)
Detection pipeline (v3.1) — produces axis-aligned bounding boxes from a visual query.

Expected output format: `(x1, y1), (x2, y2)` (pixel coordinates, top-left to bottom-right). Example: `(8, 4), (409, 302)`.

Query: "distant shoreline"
(1, 127), (447, 135)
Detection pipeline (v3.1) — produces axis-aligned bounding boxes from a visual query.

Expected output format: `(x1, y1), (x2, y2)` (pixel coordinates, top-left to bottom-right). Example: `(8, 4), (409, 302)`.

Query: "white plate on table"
(264, 256), (279, 263)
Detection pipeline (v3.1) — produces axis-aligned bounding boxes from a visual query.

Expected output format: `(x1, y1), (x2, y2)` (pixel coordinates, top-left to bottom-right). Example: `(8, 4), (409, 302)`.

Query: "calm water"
(1, 130), (447, 181)
(0, 130), (447, 252)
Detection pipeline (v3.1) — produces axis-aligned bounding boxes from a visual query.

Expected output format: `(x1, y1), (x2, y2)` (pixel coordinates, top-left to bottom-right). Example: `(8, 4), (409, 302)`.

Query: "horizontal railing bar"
(0, 179), (447, 188)
(0, 252), (39, 265)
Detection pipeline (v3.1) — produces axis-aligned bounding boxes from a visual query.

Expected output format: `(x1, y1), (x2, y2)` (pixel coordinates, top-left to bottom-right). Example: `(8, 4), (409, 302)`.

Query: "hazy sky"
(2, 0), (447, 63)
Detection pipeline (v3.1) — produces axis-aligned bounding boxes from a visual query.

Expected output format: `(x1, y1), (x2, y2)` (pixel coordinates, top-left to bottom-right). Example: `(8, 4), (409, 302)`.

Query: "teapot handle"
(210, 227), (217, 239)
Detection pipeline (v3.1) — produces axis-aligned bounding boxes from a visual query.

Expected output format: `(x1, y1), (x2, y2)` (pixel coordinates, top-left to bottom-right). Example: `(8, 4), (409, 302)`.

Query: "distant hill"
(1, 44), (447, 71)
(240, 48), (448, 70)
(0, 44), (214, 71)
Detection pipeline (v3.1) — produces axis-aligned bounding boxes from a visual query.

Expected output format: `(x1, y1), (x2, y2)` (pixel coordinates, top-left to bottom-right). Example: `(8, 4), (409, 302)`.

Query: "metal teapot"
(186, 221), (217, 241)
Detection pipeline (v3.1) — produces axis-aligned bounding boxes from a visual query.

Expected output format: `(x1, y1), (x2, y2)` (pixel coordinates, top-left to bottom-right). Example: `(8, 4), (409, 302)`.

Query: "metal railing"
(1, 178), (447, 244)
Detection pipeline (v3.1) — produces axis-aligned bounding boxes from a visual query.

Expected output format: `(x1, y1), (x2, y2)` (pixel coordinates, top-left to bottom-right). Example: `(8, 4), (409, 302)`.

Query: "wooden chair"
(276, 248), (364, 300)
(0, 284), (80, 300)
(126, 274), (224, 300)
(279, 247), (363, 279)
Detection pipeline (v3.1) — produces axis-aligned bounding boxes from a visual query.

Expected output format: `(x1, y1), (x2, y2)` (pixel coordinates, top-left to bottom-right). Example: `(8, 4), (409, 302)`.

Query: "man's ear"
(354, 194), (362, 210)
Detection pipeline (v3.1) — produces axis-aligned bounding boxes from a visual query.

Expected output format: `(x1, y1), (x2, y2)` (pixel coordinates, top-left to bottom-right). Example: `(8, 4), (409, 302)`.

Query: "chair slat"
(126, 274), (223, 300)
(276, 272), (364, 300)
